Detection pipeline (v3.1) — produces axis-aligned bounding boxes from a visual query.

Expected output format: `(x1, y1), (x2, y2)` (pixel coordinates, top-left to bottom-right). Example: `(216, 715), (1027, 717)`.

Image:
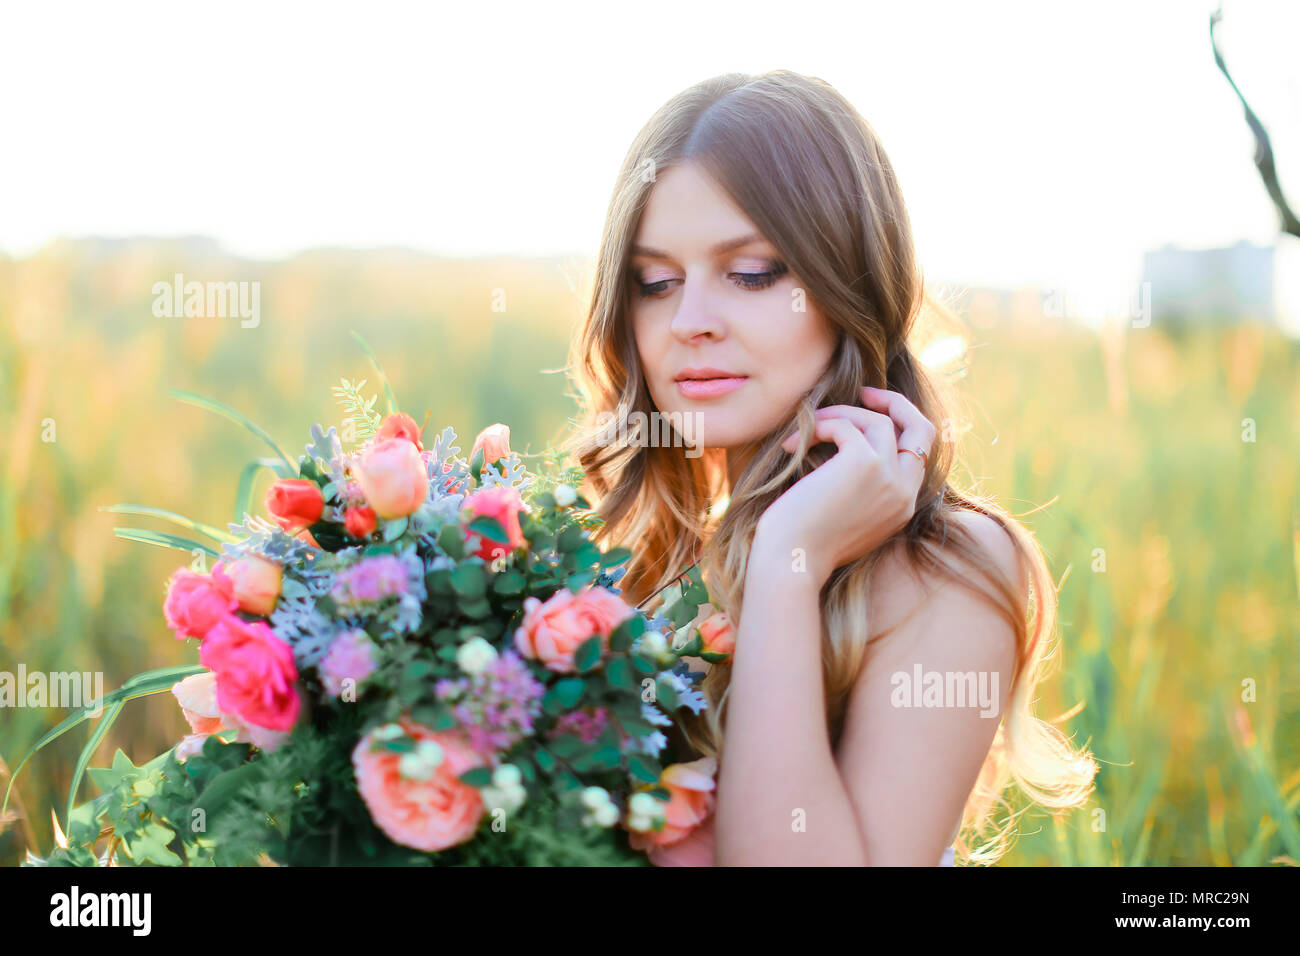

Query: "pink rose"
(163, 564), (237, 641)
(355, 438), (429, 520)
(460, 485), (528, 562)
(513, 586), (635, 673)
(351, 719), (485, 853)
(220, 556), (283, 617)
(199, 616), (301, 732)
(697, 611), (735, 660)
(628, 756), (718, 852)
(170, 670), (290, 757)
(469, 423), (512, 466)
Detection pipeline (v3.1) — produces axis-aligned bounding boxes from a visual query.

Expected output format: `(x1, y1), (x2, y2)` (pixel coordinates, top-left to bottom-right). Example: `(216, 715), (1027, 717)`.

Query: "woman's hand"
(753, 386), (936, 587)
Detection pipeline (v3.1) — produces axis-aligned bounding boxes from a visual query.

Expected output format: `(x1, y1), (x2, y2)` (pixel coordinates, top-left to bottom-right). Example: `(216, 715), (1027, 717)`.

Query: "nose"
(669, 278), (726, 344)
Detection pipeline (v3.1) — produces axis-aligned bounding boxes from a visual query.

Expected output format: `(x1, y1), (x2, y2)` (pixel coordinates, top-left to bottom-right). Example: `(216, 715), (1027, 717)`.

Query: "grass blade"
(112, 527), (220, 558)
(171, 388), (298, 475)
(101, 505), (239, 543)
(350, 330), (398, 416)
(64, 698), (125, 831)
(2, 664), (205, 816)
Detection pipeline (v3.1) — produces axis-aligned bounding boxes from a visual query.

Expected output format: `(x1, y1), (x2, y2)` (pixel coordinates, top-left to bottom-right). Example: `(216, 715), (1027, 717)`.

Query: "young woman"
(562, 70), (1098, 866)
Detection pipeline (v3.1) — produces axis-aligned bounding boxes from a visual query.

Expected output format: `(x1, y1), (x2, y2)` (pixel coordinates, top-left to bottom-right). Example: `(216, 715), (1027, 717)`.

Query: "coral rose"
(469, 423), (511, 467)
(376, 412), (424, 450)
(163, 564), (237, 641)
(460, 485), (527, 562)
(265, 478), (324, 533)
(628, 756), (718, 852)
(697, 611), (735, 660)
(355, 438), (429, 519)
(513, 586), (635, 673)
(199, 615), (301, 732)
(351, 720), (485, 852)
(220, 555), (283, 617)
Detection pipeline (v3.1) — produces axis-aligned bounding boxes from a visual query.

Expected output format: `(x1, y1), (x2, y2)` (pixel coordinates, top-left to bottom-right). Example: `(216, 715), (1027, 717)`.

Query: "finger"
(861, 387), (936, 480)
(781, 417), (870, 458)
(809, 404), (900, 467)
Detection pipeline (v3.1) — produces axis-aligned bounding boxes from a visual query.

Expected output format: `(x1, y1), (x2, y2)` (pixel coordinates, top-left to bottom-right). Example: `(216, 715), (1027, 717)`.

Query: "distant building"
(1140, 239), (1296, 326)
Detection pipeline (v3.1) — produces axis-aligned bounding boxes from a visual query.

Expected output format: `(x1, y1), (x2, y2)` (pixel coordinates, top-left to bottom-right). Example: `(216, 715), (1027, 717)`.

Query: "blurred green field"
(1, 240), (1297, 866)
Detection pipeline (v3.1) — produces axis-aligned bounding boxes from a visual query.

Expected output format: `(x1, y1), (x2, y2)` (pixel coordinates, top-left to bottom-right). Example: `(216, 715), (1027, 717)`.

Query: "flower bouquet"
(6, 336), (722, 866)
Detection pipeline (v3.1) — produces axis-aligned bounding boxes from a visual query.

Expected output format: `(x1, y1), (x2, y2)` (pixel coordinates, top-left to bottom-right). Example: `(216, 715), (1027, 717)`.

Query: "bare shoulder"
(866, 509), (1024, 651)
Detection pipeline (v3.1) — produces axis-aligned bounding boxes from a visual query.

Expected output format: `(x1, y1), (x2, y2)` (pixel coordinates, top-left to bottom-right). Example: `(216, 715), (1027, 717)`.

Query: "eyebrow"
(630, 233), (766, 260)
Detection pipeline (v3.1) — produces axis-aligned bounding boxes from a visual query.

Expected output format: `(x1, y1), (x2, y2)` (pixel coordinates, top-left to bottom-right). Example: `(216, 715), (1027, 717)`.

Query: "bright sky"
(1, 0), (1296, 301)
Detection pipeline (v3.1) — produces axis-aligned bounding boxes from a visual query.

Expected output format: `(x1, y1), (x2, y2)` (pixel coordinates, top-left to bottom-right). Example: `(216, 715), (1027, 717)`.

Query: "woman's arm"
(713, 512), (1019, 866)
(713, 525), (870, 866)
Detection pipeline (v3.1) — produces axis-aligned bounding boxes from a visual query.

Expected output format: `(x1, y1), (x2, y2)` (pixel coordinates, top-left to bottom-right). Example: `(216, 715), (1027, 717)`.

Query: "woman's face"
(628, 161), (838, 455)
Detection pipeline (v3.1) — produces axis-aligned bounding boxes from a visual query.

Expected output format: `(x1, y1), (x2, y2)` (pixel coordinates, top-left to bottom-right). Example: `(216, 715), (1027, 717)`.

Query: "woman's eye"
(633, 260), (788, 298)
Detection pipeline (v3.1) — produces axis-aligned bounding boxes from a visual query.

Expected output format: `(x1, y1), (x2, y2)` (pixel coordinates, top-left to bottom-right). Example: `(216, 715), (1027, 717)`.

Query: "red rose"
(265, 478), (324, 533)
(376, 412), (424, 451)
(344, 505), (378, 539)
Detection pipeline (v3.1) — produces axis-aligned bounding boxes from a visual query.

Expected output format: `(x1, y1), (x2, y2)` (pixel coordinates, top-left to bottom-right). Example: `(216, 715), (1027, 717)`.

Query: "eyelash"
(633, 261), (789, 298)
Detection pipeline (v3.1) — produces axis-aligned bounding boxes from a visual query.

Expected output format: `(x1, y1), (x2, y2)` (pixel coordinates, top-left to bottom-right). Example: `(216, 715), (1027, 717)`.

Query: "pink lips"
(675, 376), (748, 399)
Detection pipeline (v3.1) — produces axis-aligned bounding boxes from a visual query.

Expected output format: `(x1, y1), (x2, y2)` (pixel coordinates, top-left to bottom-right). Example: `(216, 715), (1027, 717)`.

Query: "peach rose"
(513, 586), (635, 673)
(351, 719), (485, 853)
(697, 611), (735, 660)
(220, 556), (283, 617)
(469, 423), (511, 467)
(171, 670), (290, 757)
(265, 478), (325, 533)
(628, 756), (718, 851)
(199, 615), (301, 732)
(163, 564), (237, 641)
(376, 412), (424, 451)
(355, 438), (430, 520)
(460, 485), (528, 562)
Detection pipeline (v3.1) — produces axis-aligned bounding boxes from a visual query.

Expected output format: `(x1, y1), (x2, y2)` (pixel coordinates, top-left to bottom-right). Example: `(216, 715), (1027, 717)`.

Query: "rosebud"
(265, 479), (324, 533)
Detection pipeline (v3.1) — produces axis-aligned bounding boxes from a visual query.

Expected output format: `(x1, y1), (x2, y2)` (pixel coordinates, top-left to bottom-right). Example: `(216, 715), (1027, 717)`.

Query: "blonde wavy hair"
(558, 69), (1097, 864)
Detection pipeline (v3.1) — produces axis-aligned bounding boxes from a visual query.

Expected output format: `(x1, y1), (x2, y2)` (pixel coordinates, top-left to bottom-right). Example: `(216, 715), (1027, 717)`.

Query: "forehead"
(633, 163), (768, 257)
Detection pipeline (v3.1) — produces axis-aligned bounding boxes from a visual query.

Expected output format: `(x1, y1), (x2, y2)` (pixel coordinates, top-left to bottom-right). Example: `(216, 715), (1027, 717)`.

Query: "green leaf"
(556, 524), (585, 554)
(450, 563), (486, 599)
(534, 749), (556, 773)
(546, 734), (585, 759)
(438, 524), (465, 560)
(605, 657), (634, 690)
(350, 330), (399, 416)
(573, 635), (603, 673)
(459, 766), (493, 787)
(655, 677), (680, 711)
(171, 388), (298, 475)
(565, 570), (595, 592)
(627, 754), (662, 784)
(382, 517), (408, 542)
(492, 569), (526, 595)
(467, 515), (509, 544)
(100, 505), (239, 544)
(112, 527), (220, 558)
(599, 547), (633, 568)
(542, 678), (586, 714)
